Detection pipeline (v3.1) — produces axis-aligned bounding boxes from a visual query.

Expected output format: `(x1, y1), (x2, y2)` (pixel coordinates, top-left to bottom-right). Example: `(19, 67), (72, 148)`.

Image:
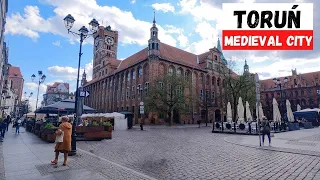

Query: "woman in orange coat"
(51, 116), (72, 166)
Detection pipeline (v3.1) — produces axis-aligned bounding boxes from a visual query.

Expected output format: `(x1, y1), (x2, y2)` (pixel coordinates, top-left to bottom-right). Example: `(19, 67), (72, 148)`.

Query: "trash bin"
(119, 112), (134, 129)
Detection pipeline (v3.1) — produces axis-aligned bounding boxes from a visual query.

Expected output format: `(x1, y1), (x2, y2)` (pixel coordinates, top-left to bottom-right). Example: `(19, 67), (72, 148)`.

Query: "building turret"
(148, 11), (160, 57)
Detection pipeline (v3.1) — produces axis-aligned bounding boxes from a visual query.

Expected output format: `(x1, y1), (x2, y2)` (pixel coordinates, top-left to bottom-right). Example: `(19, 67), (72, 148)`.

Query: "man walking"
(0, 118), (6, 141)
(5, 115), (11, 131)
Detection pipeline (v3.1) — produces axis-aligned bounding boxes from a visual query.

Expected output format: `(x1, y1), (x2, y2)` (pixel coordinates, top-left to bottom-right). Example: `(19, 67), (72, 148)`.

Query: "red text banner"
(222, 30), (313, 50)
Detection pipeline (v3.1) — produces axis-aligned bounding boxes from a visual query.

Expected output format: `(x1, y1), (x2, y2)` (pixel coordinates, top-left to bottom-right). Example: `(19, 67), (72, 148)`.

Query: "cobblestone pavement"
(2, 127), (156, 180)
(78, 127), (320, 180)
(0, 143), (5, 180)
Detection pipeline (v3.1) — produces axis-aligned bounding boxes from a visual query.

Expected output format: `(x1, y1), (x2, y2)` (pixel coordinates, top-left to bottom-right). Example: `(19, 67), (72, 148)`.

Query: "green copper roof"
(217, 38), (228, 65)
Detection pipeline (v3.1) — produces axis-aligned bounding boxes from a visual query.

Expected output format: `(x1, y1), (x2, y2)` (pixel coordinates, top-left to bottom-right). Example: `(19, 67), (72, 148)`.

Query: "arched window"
(177, 68), (182, 77)
(127, 71), (130, 81)
(168, 66), (174, 75)
(152, 43), (155, 49)
(214, 55), (218, 60)
(184, 70), (190, 81)
(132, 70), (136, 80)
(138, 67), (143, 77)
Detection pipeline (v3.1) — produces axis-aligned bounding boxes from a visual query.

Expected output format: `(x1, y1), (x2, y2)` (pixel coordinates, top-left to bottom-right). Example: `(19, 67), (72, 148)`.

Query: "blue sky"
(5, 0), (319, 110)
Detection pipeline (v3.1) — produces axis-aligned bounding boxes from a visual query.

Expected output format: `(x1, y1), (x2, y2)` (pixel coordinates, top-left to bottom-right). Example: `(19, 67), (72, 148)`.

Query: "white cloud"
(47, 60), (93, 81)
(165, 25), (183, 34)
(52, 40), (61, 47)
(178, 34), (188, 47)
(152, 3), (175, 13)
(185, 21), (218, 54)
(179, 0), (222, 22)
(5, 1), (179, 47)
(250, 57), (320, 80)
(130, 0), (136, 4)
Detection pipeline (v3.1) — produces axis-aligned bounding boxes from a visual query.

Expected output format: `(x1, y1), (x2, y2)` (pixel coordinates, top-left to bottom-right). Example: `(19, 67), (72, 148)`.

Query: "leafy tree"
(144, 74), (193, 125)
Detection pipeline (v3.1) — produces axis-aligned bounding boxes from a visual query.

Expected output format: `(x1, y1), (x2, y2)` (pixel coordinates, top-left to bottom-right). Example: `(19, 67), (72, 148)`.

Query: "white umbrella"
(245, 101), (253, 122)
(297, 104), (301, 111)
(227, 102), (232, 123)
(256, 102), (264, 121)
(286, 100), (295, 122)
(237, 97), (245, 124)
(273, 98), (281, 122)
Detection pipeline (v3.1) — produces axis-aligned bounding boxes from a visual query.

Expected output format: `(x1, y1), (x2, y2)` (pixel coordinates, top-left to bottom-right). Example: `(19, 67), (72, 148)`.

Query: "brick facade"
(261, 69), (320, 120)
(8, 66), (24, 103)
(83, 18), (231, 125)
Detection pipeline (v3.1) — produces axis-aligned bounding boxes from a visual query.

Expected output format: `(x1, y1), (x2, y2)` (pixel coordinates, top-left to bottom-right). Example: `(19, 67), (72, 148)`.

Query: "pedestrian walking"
(0, 118), (6, 141)
(261, 116), (271, 146)
(5, 115), (11, 131)
(51, 116), (72, 166)
(14, 119), (21, 134)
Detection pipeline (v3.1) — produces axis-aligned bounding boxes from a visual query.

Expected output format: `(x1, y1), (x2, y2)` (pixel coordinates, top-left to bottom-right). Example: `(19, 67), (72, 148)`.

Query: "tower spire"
(153, 9), (156, 25)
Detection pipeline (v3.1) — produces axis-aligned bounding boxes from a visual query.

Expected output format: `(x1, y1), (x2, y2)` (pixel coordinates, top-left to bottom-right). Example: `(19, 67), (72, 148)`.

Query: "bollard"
(140, 123), (143, 131)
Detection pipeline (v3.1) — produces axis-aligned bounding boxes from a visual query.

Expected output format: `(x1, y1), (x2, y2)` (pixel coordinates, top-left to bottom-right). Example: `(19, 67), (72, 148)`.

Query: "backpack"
(262, 120), (270, 132)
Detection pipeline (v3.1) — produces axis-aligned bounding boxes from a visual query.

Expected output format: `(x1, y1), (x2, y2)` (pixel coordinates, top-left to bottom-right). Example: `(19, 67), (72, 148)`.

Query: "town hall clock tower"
(92, 25), (118, 79)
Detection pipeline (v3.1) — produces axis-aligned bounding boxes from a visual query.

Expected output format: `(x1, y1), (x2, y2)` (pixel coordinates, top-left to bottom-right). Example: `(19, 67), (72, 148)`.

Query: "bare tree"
(217, 60), (256, 121)
(144, 74), (192, 125)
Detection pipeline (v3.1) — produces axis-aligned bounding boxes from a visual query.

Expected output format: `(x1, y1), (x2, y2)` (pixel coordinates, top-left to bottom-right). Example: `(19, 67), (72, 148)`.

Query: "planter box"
(41, 133), (46, 141)
(84, 131), (112, 140)
(46, 134), (55, 143)
(288, 123), (299, 131)
(76, 126), (105, 133)
(303, 122), (313, 129)
(103, 126), (113, 132)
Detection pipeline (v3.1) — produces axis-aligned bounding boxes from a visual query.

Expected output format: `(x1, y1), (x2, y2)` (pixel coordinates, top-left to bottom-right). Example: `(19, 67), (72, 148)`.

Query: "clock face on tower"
(94, 40), (100, 47)
(105, 36), (114, 46)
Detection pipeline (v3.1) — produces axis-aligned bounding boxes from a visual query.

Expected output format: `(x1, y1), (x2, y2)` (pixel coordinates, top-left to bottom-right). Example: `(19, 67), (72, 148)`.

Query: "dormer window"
(214, 55), (218, 60)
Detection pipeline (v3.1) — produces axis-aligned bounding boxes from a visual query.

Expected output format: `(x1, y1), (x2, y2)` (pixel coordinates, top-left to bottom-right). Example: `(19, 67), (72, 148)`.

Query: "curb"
(223, 136), (320, 157)
(78, 148), (157, 180)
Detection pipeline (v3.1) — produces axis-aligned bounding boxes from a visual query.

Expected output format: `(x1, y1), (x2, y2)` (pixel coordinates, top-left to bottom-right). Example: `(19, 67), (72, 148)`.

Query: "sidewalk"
(224, 127), (320, 157)
(0, 126), (156, 180)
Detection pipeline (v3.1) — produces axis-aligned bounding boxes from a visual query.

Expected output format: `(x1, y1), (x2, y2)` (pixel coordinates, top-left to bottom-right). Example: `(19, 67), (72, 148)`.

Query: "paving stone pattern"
(78, 128), (320, 180)
(0, 144), (5, 180)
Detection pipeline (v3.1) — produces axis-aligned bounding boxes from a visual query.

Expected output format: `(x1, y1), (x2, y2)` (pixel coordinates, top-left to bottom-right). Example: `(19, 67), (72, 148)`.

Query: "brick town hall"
(82, 15), (231, 125)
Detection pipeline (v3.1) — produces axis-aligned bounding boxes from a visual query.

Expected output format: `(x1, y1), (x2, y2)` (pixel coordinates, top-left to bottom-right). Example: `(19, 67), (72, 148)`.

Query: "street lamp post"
(23, 92), (33, 117)
(63, 14), (100, 155)
(273, 77), (288, 130)
(31, 71), (46, 119)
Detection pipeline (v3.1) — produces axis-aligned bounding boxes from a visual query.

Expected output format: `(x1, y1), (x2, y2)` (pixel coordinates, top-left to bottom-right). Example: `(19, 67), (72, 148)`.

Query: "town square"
(0, 0), (319, 179)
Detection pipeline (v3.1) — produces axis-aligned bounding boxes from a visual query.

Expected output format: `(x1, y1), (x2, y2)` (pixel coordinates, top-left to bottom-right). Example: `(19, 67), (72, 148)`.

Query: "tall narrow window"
(168, 84), (173, 96)
(138, 67), (143, 77)
(127, 71), (130, 81)
(159, 82), (163, 89)
(177, 85), (182, 95)
(137, 84), (141, 96)
(168, 67), (174, 75)
(132, 86), (135, 99)
(121, 88), (124, 101)
(200, 89), (203, 99)
(132, 70), (136, 80)
(126, 87), (130, 100)
(177, 69), (182, 77)
(145, 82), (149, 96)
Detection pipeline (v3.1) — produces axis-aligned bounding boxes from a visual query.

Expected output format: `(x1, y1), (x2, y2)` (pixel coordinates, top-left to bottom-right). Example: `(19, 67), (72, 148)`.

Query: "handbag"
(55, 129), (64, 143)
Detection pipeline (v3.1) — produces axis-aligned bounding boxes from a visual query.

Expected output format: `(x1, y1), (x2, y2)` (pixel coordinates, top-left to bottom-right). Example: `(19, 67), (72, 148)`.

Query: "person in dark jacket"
(260, 116), (271, 146)
(0, 119), (6, 139)
(5, 115), (11, 131)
